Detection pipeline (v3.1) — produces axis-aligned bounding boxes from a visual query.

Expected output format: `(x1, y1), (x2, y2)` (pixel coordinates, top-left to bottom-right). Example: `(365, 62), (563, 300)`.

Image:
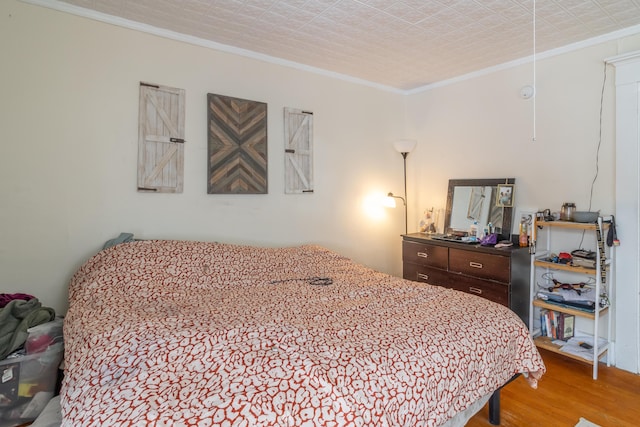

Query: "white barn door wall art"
(137, 82), (185, 193)
(284, 108), (314, 194)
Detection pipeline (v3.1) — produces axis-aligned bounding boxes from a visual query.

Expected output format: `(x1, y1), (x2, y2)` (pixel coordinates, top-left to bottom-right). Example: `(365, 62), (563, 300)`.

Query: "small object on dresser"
(495, 240), (513, 248)
(480, 233), (498, 246)
(469, 221), (479, 241)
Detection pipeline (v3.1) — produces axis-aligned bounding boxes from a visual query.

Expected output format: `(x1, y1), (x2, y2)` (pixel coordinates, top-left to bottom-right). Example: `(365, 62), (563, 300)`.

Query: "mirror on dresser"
(444, 178), (516, 239)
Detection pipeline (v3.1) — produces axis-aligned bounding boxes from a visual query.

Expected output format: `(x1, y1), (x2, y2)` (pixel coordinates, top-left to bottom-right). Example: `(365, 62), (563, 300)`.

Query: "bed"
(60, 240), (545, 426)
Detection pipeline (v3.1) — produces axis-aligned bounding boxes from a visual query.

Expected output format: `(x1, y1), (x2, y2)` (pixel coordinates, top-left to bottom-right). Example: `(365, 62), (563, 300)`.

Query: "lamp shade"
(393, 139), (417, 154)
(383, 195), (397, 208)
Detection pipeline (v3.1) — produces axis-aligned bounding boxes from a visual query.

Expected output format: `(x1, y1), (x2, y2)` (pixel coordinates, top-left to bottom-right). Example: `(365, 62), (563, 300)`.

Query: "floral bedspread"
(62, 240), (545, 426)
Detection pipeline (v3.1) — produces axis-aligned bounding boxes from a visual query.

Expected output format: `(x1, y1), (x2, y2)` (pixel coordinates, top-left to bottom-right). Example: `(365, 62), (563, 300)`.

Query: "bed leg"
(488, 373), (519, 425)
(488, 388), (500, 425)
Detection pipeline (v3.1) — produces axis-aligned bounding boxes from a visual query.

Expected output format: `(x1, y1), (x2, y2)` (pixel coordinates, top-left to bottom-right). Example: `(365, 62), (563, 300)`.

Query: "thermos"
(560, 202), (576, 221)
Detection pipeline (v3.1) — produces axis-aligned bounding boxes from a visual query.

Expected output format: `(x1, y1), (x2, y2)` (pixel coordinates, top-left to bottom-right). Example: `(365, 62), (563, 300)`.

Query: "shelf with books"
(538, 308), (575, 340)
(529, 216), (615, 380)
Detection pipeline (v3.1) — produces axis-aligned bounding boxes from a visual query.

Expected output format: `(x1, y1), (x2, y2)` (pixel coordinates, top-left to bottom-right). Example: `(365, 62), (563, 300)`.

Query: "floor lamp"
(386, 139), (417, 234)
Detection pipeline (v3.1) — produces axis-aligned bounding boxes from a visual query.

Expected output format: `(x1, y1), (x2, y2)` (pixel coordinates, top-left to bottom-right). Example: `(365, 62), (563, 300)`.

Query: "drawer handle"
(469, 287), (482, 294)
(417, 252), (428, 258)
(417, 273), (429, 280)
(469, 261), (483, 269)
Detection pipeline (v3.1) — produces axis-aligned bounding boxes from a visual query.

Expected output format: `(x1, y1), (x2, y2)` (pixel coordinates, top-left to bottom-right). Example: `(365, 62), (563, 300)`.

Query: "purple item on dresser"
(480, 233), (499, 246)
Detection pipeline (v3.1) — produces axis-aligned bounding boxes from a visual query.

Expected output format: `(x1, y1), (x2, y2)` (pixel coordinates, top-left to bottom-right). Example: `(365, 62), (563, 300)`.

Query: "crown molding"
(20, 0), (406, 95)
(606, 50), (640, 66)
(20, 0), (640, 96)
(407, 23), (640, 95)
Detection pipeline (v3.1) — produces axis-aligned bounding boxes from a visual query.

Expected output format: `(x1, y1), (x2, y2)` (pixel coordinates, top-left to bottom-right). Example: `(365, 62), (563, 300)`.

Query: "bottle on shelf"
(519, 218), (529, 247)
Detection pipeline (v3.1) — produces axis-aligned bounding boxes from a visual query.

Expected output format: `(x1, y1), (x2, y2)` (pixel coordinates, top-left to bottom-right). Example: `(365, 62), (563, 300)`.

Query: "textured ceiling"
(52, 0), (640, 91)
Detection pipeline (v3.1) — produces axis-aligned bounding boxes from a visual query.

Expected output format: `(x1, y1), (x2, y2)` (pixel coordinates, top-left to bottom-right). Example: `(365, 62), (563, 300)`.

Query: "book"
(558, 314), (564, 339)
(545, 310), (552, 338)
(560, 314), (575, 340)
(540, 309), (548, 337)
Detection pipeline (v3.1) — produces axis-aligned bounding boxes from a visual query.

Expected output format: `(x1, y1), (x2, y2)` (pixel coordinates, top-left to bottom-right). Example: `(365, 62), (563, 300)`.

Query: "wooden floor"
(466, 349), (640, 427)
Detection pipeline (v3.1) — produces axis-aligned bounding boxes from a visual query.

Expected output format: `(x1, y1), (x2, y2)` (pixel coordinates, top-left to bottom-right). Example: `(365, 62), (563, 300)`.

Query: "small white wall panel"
(138, 82), (185, 193)
(284, 108), (313, 194)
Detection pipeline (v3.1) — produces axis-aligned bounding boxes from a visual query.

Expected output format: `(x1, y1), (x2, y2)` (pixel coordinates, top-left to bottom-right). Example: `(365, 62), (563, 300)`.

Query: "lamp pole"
(401, 151), (409, 234)
(388, 138), (416, 235)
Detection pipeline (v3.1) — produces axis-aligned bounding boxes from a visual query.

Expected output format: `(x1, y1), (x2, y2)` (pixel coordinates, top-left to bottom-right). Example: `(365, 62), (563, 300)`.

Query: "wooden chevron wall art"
(207, 93), (268, 194)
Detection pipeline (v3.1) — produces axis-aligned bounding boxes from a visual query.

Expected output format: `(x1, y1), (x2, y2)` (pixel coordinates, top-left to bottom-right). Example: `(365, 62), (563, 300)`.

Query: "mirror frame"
(444, 178), (516, 239)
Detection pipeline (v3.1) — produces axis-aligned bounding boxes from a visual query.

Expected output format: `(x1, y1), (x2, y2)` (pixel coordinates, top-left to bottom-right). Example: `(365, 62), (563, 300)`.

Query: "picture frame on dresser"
(496, 184), (514, 207)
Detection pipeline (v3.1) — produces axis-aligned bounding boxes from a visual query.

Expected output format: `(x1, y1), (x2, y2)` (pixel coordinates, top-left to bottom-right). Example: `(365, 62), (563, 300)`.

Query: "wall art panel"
(207, 93), (267, 194)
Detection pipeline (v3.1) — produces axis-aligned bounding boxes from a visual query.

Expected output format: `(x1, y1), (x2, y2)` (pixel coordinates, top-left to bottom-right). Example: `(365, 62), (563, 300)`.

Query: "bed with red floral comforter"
(62, 240), (545, 426)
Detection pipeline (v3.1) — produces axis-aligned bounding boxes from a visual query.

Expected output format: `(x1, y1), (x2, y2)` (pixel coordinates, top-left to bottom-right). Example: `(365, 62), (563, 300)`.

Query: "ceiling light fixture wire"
(532, 0), (537, 142)
(588, 62), (608, 212)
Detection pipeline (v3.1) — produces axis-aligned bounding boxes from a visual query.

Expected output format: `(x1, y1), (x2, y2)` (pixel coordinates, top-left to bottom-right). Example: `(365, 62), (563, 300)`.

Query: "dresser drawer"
(402, 241), (448, 269)
(401, 234), (531, 327)
(448, 274), (509, 307)
(403, 264), (451, 286)
(449, 248), (510, 283)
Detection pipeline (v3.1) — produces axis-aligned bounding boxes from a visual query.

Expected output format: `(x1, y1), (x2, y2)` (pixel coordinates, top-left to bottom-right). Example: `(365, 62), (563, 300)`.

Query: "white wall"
(405, 35), (640, 373)
(406, 44), (619, 224)
(0, 1), (406, 314)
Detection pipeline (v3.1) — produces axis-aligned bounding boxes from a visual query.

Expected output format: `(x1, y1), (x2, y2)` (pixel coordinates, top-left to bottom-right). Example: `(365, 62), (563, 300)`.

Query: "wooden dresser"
(402, 233), (530, 327)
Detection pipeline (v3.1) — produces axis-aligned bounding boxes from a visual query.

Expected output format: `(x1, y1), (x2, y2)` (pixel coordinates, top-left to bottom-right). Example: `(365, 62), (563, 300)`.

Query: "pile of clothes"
(0, 293), (56, 360)
(1, 294), (62, 425)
